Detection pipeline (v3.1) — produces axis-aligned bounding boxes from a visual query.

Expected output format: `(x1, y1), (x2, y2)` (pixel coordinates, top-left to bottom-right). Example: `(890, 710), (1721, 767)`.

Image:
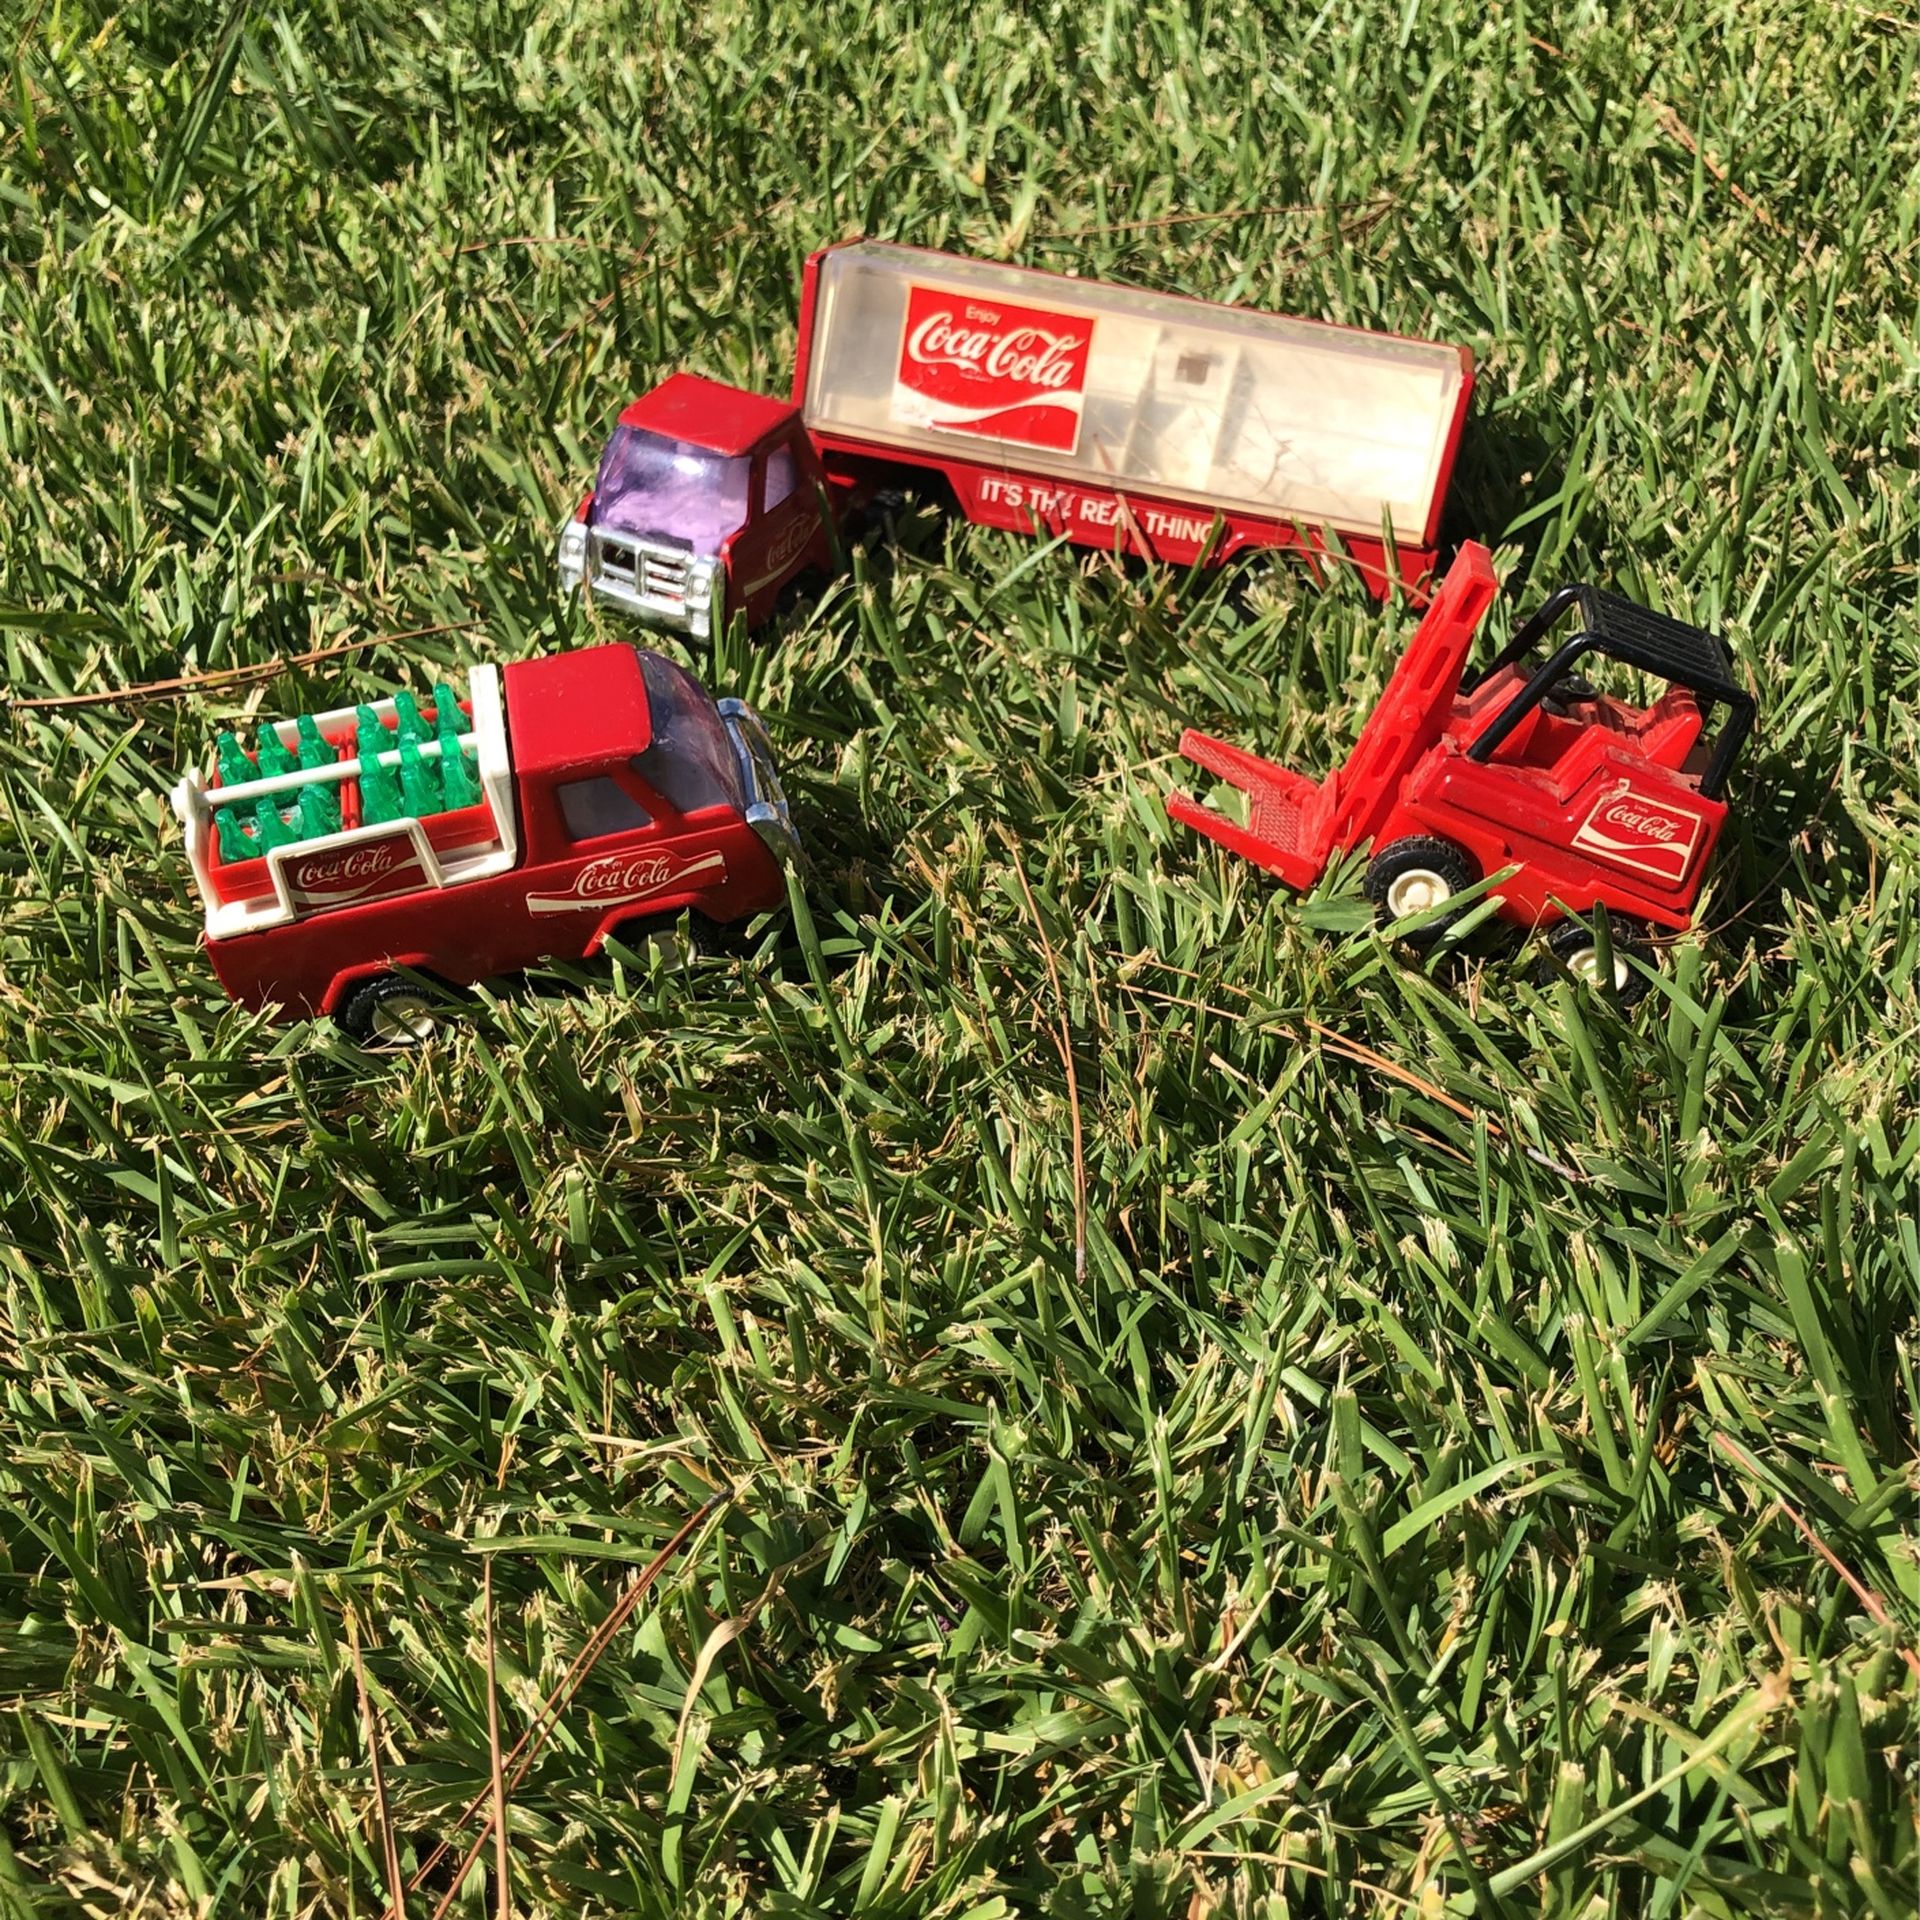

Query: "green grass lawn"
(2, 1), (1917, 1913)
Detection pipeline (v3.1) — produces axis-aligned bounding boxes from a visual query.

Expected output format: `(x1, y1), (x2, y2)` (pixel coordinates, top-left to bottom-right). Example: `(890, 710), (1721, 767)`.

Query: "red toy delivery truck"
(557, 241), (1474, 637)
(170, 645), (797, 1040)
(1169, 542), (1755, 1002)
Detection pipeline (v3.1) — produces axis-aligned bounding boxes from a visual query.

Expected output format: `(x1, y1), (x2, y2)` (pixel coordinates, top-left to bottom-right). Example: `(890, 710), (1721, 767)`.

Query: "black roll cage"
(1459, 582), (1756, 801)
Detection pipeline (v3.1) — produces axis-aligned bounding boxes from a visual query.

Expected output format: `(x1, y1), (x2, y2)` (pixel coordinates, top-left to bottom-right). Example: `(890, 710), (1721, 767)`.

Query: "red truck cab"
(556, 374), (838, 640)
(172, 644), (797, 1039)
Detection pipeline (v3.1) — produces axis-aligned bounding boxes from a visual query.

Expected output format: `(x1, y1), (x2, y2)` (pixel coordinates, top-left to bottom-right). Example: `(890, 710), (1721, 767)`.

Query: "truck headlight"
(556, 519), (587, 584)
(687, 558), (718, 604)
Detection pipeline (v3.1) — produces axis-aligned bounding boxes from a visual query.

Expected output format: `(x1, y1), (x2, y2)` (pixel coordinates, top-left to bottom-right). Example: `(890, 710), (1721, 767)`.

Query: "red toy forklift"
(1169, 542), (1755, 1003)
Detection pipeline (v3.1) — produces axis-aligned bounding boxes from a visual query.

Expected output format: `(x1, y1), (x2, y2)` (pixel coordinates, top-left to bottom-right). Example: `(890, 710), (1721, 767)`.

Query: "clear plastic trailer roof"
(800, 242), (1471, 546)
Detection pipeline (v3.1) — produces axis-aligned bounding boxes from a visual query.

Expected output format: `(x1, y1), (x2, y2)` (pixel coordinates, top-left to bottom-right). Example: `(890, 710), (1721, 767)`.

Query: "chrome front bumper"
(557, 520), (722, 640)
(719, 698), (803, 871)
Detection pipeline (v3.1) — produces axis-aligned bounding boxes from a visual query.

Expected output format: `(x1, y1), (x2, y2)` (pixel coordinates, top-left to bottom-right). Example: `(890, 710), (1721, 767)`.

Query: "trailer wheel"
(1365, 837), (1476, 943)
(1535, 915), (1656, 1009)
(338, 973), (450, 1046)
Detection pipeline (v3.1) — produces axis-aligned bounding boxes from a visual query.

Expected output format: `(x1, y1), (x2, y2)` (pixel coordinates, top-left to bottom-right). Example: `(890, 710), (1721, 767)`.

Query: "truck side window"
(632, 750), (732, 817)
(764, 442), (798, 511)
(558, 775), (652, 840)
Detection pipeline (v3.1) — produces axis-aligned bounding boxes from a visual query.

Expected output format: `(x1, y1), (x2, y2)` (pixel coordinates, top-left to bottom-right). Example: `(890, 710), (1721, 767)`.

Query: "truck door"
(728, 429), (823, 627)
(524, 763), (726, 935)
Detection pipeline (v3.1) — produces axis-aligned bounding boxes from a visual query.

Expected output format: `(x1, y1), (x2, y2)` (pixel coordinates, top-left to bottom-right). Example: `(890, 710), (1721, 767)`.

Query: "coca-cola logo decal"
(286, 836), (419, 909)
(526, 847), (727, 917)
(738, 508), (817, 598)
(892, 284), (1093, 455)
(1571, 782), (1705, 883)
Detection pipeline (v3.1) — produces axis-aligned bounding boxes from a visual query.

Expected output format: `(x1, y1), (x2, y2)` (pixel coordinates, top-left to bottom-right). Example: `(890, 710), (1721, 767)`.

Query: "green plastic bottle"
(215, 729), (254, 789)
(439, 738), (480, 810)
(398, 731), (440, 816)
(295, 713), (332, 771)
(297, 781), (340, 840)
(393, 690), (429, 743)
(253, 795), (294, 852)
(255, 724), (297, 779)
(435, 692), (479, 808)
(433, 681), (472, 734)
(355, 707), (402, 826)
(215, 807), (256, 862)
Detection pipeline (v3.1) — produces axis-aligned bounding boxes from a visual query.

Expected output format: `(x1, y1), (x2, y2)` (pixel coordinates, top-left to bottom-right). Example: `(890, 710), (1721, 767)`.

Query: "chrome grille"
(639, 549), (687, 603)
(590, 534), (687, 606)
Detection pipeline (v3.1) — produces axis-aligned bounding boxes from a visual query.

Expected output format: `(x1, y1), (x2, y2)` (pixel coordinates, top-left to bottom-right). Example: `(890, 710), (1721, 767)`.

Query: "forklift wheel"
(1366, 837), (1477, 944)
(1535, 916), (1655, 1009)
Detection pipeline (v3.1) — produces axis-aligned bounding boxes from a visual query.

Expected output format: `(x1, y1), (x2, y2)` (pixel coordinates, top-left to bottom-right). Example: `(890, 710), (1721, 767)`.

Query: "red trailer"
(171, 645), (797, 1039)
(558, 241), (1474, 636)
(1168, 543), (1755, 1001)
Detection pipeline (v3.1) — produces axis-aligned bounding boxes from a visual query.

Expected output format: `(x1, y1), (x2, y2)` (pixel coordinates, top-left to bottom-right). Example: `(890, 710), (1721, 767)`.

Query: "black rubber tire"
(1534, 915), (1656, 1009)
(337, 972), (450, 1046)
(1365, 836), (1478, 945)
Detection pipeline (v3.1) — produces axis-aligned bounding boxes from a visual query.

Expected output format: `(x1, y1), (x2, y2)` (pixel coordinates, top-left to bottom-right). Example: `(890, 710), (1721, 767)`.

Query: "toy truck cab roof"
(616, 372), (799, 455)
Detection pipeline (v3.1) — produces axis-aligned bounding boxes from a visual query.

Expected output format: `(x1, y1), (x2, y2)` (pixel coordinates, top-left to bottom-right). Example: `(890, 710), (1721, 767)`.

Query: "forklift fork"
(1167, 730), (1331, 889)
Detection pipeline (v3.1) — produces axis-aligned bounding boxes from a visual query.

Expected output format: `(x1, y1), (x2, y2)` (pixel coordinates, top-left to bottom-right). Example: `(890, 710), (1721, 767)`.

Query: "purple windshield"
(592, 426), (748, 556)
(634, 649), (745, 815)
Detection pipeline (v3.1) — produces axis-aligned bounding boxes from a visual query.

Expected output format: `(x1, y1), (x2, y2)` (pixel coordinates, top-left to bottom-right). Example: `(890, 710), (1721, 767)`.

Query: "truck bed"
(172, 666), (519, 941)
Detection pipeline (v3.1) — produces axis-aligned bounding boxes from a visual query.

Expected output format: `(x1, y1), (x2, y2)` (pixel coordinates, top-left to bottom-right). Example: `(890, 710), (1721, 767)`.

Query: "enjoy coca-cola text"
(905, 307), (1087, 392)
(893, 284), (1094, 454)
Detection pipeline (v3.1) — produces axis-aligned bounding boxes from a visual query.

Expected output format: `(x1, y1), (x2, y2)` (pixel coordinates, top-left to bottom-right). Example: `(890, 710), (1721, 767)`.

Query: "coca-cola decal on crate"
(526, 848), (728, 917)
(1570, 782), (1705, 883)
(892, 284), (1093, 454)
(286, 833), (423, 910)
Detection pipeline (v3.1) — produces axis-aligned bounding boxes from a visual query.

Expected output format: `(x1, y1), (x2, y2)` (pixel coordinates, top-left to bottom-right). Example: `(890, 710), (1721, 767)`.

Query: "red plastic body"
(201, 649), (787, 1020)
(1169, 543), (1733, 933)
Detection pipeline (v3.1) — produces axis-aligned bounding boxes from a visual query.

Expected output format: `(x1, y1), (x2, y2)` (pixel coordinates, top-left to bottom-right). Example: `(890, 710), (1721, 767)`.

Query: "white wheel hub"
(639, 927), (694, 968)
(370, 992), (439, 1044)
(1384, 867), (1453, 919)
(1565, 943), (1631, 992)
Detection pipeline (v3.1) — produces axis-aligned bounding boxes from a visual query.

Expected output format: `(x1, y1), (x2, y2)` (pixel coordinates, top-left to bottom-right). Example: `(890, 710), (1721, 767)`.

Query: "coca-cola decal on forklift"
(1571, 782), (1705, 883)
(892, 284), (1093, 454)
(526, 848), (728, 916)
(286, 834), (423, 910)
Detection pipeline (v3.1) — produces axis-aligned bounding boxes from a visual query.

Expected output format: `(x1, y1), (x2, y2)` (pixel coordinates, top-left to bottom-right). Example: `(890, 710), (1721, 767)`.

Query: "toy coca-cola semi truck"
(557, 241), (1474, 637)
(170, 645), (797, 1040)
